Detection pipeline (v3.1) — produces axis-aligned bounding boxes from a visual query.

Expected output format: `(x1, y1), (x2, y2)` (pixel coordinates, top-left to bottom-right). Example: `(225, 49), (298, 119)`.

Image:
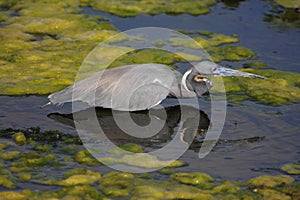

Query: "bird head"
(184, 60), (266, 97)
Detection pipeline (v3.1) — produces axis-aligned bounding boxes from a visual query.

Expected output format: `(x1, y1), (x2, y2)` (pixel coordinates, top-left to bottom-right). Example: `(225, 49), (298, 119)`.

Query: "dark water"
(0, 0), (299, 181)
(82, 0), (300, 73)
(0, 96), (299, 181)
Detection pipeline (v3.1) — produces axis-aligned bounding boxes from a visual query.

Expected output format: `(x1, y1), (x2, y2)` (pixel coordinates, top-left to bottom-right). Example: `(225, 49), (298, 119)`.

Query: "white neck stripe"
(181, 69), (192, 92)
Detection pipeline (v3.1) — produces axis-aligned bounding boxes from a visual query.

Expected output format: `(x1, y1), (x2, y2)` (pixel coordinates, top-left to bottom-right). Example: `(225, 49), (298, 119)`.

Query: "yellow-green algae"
(88, 0), (216, 17)
(0, 0), (119, 95)
(1, 128), (300, 199)
(275, 0), (299, 8)
(211, 68), (300, 106)
(12, 132), (26, 146)
(281, 162), (300, 175)
(43, 169), (101, 186)
(98, 153), (186, 169)
(74, 149), (100, 166)
(0, 0), (298, 106)
(248, 174), (294, 188)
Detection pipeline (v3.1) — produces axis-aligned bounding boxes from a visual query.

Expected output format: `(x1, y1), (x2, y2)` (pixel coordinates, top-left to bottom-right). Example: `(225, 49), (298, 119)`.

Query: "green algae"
(0, 191), (24, 200)
(275, 0), (299, 8)
(169, 33), (255, 62)
(169, 33), (239, 49)
(0, 128), (298, 200)
(74, 149), (99, 166)
(17, 172), (31, 181)
(0, 151), (20, 160)
(88, 0), (216, 17)
(44, 171), (101, 186)
(208, 45), (256, 62)
(0, 0), (119, 95)
(0, 0), (297, 107)
(119, 143), (143, 153)
(257, 189), (291, 200)
(171, 172), (214, 187)
(12, 132), (26, 146)
(98, 153), (185, 169)
(211, 68), (300, 106)
(281, 162), (300, 175)
(248, 175), (294, 188)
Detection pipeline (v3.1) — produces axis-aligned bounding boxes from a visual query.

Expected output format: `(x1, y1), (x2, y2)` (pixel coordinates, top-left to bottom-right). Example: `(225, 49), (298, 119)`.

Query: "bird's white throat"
(181, 69), (192, 92)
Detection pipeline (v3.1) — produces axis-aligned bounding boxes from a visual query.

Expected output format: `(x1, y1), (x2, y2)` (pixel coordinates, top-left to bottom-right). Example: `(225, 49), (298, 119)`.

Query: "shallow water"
(0, 0), (299, 183)
(1, 96), (299, 181)
(83, 0), (300, 73)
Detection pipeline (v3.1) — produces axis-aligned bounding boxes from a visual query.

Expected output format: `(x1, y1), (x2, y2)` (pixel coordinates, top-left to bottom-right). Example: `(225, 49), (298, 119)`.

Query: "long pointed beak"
(213, 67), (267, 79)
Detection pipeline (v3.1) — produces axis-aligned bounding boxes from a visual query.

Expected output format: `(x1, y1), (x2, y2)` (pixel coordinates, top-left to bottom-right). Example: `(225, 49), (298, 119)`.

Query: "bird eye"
(194, 75), (204, 82)
(212, 67), (217, 72)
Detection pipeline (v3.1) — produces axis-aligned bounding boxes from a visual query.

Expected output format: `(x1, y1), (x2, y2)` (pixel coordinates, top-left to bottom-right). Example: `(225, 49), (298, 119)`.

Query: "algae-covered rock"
(275, 0), (299, 8)
(281, 162), (300, 175)
(99, 172), (135, 197)
(51, 173), (101, 186)
(0, 151), (20, 160)
(0, 176), (16, 189)
(248, 175), (294, 188)
(0, 191), (24, 200)
(257, 189), (291, 200)
(119, 143), (143, 153)
(99, 153), (184, 169)
(213, 180), (240, 194)
(74, 149), (99, 166)
(132, 182), (214, 200)
(56, 185), (105, 199)
(18, 172), (31, 181)
(171, 172), (214, 186)
(89, 0), (216, 17)
(12, 132), (26, 146)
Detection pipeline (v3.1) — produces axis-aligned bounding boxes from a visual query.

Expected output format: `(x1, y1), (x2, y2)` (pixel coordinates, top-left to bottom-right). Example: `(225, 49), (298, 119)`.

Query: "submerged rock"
(248, 175), (294, 188)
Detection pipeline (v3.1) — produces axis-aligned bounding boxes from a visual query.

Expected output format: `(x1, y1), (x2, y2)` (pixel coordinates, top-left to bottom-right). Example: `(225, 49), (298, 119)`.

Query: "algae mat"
(1, 0), (300, 106)
(0, 127), (299, 200)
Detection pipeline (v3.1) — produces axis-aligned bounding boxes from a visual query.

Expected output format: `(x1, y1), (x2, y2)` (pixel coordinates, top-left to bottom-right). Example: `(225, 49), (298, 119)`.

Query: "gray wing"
(48, 63), (178, 111)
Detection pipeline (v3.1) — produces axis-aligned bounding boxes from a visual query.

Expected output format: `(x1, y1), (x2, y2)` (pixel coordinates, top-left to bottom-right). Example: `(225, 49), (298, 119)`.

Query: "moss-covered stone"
(17, 172), (31, 181)
(12, 132), (26, 146)
(45, 172), (101, 186)
(275, 0), (299, 8)
(248, 175), (294, 188)
(98, 153), (185, 169)
(74, 149), (99, 166)
(171, 172), (214, 186)
(0, 151), (20, 160)
(88, 0), (216, 17)
(257, 189), (291, 200)
(119, 143), (143, 153)
(281, 162), (300, 175)
(0, 191), (25, 200)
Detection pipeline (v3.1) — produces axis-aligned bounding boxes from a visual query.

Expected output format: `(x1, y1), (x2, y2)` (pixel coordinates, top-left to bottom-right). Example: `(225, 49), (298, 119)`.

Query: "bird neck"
(181, 69), (193, 92)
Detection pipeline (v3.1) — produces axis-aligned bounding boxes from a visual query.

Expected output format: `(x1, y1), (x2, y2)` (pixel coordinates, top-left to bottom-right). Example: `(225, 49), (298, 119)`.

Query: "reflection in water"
(48, 105), (210, 150)
(264, 5), (300, 28)
(221, 0), (245, 9)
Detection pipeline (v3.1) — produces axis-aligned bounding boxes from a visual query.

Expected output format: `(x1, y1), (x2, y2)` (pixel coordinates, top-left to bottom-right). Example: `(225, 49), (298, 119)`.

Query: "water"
(0, 0), (299, 181)
(1, 95), (299, 181)
(82, 0), (300, 73)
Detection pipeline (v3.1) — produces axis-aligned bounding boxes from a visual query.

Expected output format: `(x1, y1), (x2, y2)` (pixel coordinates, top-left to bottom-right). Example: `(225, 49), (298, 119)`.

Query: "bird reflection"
(48, 105), (210, 149)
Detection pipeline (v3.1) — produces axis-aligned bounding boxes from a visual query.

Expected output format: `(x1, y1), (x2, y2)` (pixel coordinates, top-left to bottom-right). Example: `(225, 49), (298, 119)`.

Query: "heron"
(47, 60), (266, 111)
